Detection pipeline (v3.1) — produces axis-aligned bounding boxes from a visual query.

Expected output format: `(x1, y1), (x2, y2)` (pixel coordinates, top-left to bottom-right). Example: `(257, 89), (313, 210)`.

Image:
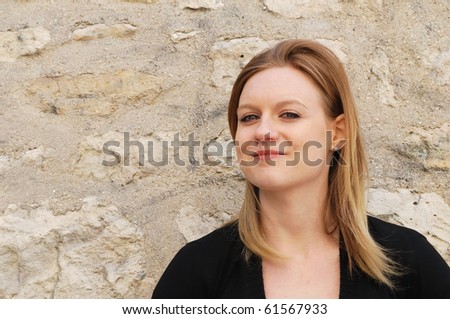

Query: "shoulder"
(367, 215), (450, 298)
(152, 222), (242, 298)
(367, 215), (426, 249)
(183, 221), (240, 254)
(367, 215), (442, 262)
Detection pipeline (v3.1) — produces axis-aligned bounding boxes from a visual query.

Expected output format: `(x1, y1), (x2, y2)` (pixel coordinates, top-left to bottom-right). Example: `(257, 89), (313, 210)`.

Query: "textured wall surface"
(0, 0), (449, 298)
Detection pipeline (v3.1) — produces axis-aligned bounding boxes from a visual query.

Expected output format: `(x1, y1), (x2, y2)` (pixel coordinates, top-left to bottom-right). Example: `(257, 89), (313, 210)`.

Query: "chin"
(243, 166), (329, 193)
(244, 174), (292, 192)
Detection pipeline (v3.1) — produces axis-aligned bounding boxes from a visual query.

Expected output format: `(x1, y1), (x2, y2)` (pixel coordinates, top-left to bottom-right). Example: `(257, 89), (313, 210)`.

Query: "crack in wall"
(50, 236), (63, 299)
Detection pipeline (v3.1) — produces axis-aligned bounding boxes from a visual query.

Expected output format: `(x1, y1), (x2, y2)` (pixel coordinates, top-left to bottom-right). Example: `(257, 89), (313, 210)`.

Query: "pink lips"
(254, 149), (285, 159)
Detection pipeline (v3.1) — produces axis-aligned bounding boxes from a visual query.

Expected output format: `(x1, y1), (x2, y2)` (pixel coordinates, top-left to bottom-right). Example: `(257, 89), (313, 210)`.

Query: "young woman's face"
(235, 66), (337, 192)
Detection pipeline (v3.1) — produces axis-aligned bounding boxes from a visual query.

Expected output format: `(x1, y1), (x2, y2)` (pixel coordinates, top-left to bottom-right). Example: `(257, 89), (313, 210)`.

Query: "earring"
(332, 146), (339, 152)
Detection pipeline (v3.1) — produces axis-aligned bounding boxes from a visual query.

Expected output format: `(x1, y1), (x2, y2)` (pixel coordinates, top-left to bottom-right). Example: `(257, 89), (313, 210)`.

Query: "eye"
(239, 114), (259, 122)
(280, 112), (300, 119)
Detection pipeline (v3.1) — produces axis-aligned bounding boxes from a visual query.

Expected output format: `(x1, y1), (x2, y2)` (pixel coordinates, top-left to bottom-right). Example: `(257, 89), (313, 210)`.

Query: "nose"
(255, 116), (279, 142)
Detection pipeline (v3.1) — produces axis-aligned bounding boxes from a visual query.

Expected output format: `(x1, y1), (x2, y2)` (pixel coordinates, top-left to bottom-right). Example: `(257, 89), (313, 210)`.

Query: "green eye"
(281, 112), (300, 119)
(240, 114), (259, 122)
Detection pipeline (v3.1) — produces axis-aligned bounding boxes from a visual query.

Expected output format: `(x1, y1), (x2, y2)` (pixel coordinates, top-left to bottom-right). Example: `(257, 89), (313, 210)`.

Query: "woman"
(152, 39), (450, 298)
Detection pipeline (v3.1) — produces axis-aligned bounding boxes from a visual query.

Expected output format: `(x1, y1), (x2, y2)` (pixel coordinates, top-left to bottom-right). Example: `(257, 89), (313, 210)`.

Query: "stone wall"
(0, 0), (448, 298)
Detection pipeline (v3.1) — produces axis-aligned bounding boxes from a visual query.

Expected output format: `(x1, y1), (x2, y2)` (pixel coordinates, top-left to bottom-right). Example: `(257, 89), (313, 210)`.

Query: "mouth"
(254, 150), (285, 159)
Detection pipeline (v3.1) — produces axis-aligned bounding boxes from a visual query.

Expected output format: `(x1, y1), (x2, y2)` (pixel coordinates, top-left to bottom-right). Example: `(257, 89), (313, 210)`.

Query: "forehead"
(239, 66), (324, 107)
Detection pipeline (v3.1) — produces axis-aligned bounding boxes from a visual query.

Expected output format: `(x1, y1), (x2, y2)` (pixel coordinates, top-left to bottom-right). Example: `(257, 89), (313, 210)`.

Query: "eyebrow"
(276, 99), (309, 109)
(238, 98), (309, 110)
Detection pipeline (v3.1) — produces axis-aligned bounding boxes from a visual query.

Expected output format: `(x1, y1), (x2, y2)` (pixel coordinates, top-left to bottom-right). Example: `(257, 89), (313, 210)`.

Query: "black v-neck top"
(152, 216), (450, 298)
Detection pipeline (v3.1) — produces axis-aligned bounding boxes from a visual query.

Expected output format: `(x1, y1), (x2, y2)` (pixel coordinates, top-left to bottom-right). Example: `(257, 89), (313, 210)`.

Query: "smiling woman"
(235, 66), (343, 193)
(152, 39), (450, 299)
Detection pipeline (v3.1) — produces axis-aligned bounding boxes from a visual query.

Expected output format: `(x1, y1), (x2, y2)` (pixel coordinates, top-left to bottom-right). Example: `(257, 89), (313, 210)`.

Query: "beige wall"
(0, 0), (449, 298)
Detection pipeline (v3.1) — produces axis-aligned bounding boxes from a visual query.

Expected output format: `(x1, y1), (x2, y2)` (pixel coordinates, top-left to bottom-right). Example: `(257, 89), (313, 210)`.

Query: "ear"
(331, 114), (346, 151)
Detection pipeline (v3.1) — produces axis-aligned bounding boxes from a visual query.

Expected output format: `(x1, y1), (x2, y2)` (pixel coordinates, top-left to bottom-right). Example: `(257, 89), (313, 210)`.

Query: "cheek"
(235, 141), (255, 161)
(300, 121), (329, 143)
(302, 138), (331, 165)
(234, 129), (251, 158)
(235, 144), (243, 161)
(290, 126), (331, 162)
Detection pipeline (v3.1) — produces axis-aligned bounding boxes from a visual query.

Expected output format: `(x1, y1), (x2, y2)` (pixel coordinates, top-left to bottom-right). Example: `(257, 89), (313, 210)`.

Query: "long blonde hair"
(227, 39), (399, 288)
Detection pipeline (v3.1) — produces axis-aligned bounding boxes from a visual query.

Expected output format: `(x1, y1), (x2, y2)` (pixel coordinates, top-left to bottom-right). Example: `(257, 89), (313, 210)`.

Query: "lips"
(254, 149), (285, 158)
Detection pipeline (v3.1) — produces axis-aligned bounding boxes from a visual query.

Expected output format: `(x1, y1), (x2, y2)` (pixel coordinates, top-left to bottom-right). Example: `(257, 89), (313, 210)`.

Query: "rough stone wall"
(0, 0), (448, 298)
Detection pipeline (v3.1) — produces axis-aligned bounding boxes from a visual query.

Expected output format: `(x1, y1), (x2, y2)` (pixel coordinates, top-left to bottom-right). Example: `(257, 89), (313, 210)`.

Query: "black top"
(152, 216), (450, 298)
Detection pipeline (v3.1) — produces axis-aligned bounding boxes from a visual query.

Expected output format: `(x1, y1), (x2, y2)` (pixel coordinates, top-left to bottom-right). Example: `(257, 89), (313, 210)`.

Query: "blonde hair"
(227, 39), (399, 288)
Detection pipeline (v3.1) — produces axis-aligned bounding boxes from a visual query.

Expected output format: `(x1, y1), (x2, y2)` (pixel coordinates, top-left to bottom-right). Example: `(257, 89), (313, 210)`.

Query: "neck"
(259, 179), (337, 256)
